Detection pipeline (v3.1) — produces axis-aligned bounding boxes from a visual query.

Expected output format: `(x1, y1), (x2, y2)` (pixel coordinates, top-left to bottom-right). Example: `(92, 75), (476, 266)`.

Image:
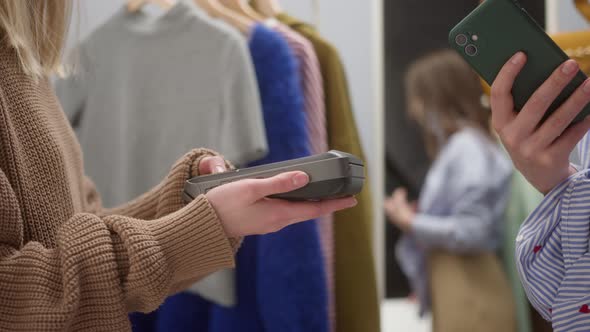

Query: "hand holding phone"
(491, 53), (590, 194)
(449, 0), (590, 123)
(185, 151), (365, 202)
(450, 0), (590, 193)
(204, 171), (358, 238)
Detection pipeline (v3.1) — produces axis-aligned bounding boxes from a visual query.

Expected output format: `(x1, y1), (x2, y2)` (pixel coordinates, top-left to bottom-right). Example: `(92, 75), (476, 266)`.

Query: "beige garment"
(428, 251), (517, 332)
(0, 44), (239, 331)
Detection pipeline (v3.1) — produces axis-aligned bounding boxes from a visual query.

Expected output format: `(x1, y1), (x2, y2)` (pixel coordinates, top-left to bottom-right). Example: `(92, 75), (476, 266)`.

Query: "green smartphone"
(449, 0), (590, 123)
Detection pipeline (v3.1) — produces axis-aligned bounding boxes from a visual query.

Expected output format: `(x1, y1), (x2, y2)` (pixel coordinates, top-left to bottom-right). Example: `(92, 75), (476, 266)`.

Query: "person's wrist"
(400, 210), (416, 233)
(537, 166), (577, 195)
(569, 164), (579, 176)
(203, 194), (243, 251)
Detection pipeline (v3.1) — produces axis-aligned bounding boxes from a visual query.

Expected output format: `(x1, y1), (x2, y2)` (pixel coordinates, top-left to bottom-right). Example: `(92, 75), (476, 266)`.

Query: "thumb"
(199, 156), (227, 175)
(247, 171), (310, 199)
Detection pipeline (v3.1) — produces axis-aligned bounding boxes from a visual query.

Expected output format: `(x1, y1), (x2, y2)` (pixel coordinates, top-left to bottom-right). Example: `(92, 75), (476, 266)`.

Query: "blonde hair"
(0, 0), (72, 77)
(405, 49), (493, 159)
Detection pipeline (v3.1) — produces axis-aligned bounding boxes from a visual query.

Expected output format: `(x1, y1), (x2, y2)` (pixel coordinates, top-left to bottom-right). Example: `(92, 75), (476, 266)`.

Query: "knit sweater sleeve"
(0, 153), (238, 330)
(91, 148), (232, 220)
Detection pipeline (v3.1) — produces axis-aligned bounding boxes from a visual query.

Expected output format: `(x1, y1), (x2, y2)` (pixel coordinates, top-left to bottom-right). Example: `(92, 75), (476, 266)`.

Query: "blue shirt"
(397, 128), (512, 315)
(516, 130), (590, 331)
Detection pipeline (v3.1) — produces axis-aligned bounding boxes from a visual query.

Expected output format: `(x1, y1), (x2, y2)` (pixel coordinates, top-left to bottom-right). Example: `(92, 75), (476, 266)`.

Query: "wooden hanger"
(194, 0), (254, 34)
(551, 31), (590, 75)
(251, 0), (282, 18)
(219, 0), (265, 21)
(127, 0), (176, 12)
(575, 0), (590, 23)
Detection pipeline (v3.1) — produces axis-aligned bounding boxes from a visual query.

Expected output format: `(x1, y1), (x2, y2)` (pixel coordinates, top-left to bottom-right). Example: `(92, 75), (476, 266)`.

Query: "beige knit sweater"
(0, 46), (239, 331)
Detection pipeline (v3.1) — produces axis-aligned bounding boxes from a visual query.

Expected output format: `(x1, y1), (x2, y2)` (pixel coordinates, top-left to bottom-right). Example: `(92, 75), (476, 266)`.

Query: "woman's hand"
(205, 171), (358, 238)
(491, 52), (590, 194)
(384, 188), (416, 232)
(199, 156), (357, 237)
(198, 156), (228, 175)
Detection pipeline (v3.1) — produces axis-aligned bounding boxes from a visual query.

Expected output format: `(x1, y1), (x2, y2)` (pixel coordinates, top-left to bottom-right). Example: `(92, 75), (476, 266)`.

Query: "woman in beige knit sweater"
(0, 1), (357, 331)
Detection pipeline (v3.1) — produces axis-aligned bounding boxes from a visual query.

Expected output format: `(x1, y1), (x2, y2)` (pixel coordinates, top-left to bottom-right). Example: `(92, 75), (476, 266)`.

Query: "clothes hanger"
(194, 0), (254, 34)
(575, 0), (590, 23)
(251, 0), (282, 18)
(551, 31), (590, 75)
(548, 0), (590, 75)
(127, 0), (176, 12)
(219, 0), (265, 21)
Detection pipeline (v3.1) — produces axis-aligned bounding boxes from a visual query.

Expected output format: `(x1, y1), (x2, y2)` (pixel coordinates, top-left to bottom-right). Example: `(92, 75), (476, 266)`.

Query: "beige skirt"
(428, 251), (517, 332)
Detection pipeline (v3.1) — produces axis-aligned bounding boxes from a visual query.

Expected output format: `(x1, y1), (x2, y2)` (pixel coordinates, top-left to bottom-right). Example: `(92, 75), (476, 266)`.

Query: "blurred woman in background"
(385, 49), (516, 332)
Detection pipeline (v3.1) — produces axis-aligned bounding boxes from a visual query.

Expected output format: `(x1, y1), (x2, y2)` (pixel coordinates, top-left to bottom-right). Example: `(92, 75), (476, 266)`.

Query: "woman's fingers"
(264, 197), (358, 227)
(207, 174), (357, 237)
(384, 196), (396, 215)
(489, 54), (590, 194)
(490, 52), (526, 131)
(244, 171), (310, 200)
(551, 115), (590, 157)
(516, 60), (580, 136)
(410, 201), (418, 212)
(533, 78), (590, 147)
(385, 188), (405, 213)
(393, 188), (408, 202)
(199, 156), (227, 175)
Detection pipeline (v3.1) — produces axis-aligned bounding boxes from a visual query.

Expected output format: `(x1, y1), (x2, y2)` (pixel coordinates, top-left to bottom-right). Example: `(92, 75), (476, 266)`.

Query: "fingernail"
(292, 173), (309, 187)
(583, 79), (590, 94)
(511, 52), (524, 65)
(348, 198), (358, 207)
(562, 60), (579, 75)
(214, 165), (225, 174)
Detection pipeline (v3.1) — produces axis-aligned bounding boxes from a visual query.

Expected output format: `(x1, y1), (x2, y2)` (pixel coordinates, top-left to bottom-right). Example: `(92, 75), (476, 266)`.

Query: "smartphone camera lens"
(455, 34), (468, 46)
(465, 44), (478, 56)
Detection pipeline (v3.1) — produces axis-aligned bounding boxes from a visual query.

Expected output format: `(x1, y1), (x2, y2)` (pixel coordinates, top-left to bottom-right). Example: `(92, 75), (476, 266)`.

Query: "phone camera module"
(465, 44), (478, 56)
(455, 34), (468, 46)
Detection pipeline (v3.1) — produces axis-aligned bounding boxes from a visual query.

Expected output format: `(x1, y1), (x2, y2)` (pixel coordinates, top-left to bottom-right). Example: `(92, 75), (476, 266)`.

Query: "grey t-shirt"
(56, 1), (267, 207)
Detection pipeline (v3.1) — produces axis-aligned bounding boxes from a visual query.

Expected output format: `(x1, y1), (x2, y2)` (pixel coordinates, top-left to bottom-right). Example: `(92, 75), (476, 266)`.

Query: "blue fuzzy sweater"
(131, 24), (328, 332)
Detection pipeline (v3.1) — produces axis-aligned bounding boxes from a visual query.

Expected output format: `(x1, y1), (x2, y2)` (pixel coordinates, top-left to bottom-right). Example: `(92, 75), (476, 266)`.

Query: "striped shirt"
(516, 131), (590, 331)
(266, 19), (335, 332)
